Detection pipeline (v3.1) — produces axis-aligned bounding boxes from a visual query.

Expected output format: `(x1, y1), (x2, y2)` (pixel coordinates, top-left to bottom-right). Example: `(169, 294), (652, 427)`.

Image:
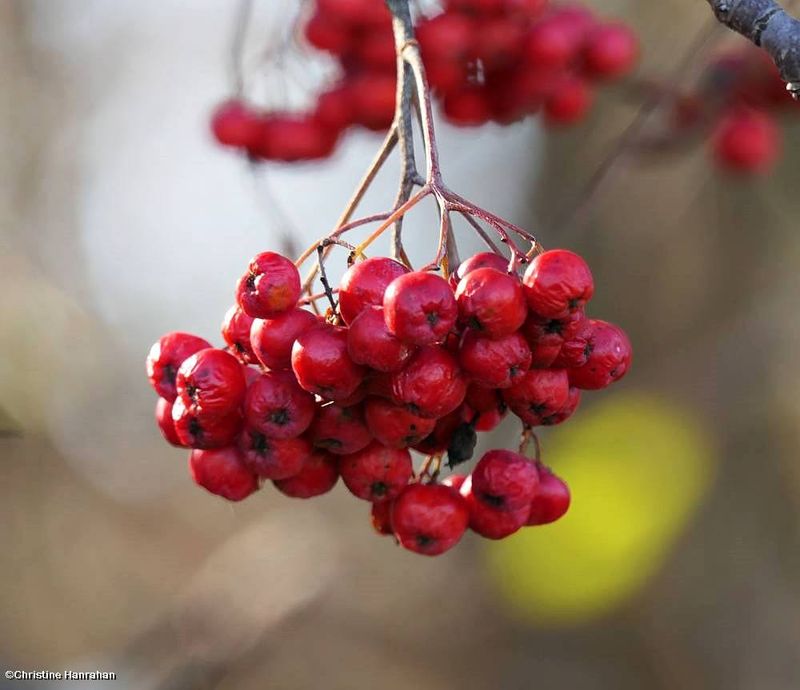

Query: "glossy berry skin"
(524, 19), (580, 70)
(542, 386), (581, 426)
(711, 108), (779, 174)
(339, 442), (413, 502)
(391, 346), (467, 419)
(236, 251), (301, 319)
(155, 397), (185, 447)
(238, 430), (312, 479)
(176, 348), (247, 417)
(391, 483), (469, 556)
(461, 475), (530, 539)
(384, 272), (458, 345)
(189, 447), (259, 501)
(458, 330), (532, 388)
(292, 325), (366, 401)
(146, 332), (212, 401)
(250, 308), (318, 370)
(273, 450), (339, 498)
(243, 370), (316, 439)
(450, 251), (509, 289)
(172, 397), (243, 449)
(338, 257), (409, 325)
(522, 310), (586, 355)
(308, 403), (372, 455)
(552, 317), (594, 369)
(582, 23), (639, 79)
(471, 449), (539, 512)
(569, 320), (632, 390)
(523, 249), (594, 319)
(441, 473), (467, 492)
(371, 500), (395, 536)
(455, 267), (527, 338)
(347, 306), (415, 373)
(503, 368), (570, 426)
(210, 100), (261, 149)
(364, 397), (436, 449)
(221, 305), (256, 364)
(526, 463), (571, 525)
(464, 403), (506, 432)
(544, 76), (593, 126)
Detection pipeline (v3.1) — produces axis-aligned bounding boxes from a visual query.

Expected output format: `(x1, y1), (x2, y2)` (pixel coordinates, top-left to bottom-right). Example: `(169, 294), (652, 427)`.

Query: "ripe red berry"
(568, 320), (632, 389)
(417, 13), (477, 63)
(250, 307), (318, 370)
(523, 309), (586, 367)
(551, 317), (593, 368)
(243, 370), (316, 439)
(371, 499), (395, 536)
(339, 442), (413, 502)
(189, 447), (259, 501)
(458, 330), (532, 388)
(317, 0), (391, 25)
(391, 346), (467, 418)
(291, 325), (366, 401)
(172, 397), (243, 449)
(523, 19), (579, 70)
(526, 463), (571, 524)
(210, 100), (262, 149)
(391, 483), (470, 556)
(273, 449), (339, 498)
(146, 332), (212, 401)
(541, 385), (581, 426)
(503, 367), (570, 425)
(236, 251), (301, 319)
(465, 382), (505, 413)
(441, 473), (467, 492)
(582, 23), (639, 79)
(455, 266), (527, 338)
(155, 397), (185, 447)
(477, 18), (526, 71)
(221, 305), (256, 364)
(338, 256), (409, 325)
(522, 249), (594, 319)
(176, 348), (247, 417)
(412, 408), (465, 455)
(711, 107), (780, 173)
(304, 12), (352, 55)
(314, 85), (356, 134)
(465, 403), (506, 431)
(543, 76), (593, 125)
(350, 73), (397, 131)
(471, 449), (539, 512)
(347, 306), (416, 373)
(308, 403), (373, 455)
(451, 251), (509, 289)
(238, 430), (313, 479)
(384, 272), (458, 345)
(364, 397), (436, 448)
(460, 474), (530, 539)
(442, 87), (492, 126)
(253, 115), (338, 162)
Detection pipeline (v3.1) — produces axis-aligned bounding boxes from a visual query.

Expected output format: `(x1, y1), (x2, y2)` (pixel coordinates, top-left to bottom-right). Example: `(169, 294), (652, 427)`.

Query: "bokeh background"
(2, 1), (800, 688)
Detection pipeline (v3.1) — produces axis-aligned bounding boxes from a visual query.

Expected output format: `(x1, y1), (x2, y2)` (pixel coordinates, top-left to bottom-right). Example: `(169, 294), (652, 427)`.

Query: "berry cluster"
(146, 247), (631, 556)
(210, 0), (638, 161)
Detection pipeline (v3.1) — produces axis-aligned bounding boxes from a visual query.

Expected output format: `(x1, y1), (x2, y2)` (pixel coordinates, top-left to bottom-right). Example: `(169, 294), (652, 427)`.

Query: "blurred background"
(2, 0), (800, 688)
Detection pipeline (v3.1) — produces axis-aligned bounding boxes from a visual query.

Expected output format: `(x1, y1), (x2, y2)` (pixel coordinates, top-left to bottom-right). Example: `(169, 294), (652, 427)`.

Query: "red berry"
(460, 475), (530, 539)
(155, 397), (185, 447)
(412, 407), (465, 455)
(458, 330), (532, 388)
(711, 107), (780, 174)
(347, 306), (416, 373)
(524, 19), (579, 70)
(465, 403), (506, 431)
(189, 447), (259, 501)
(522, 249), (594, 319)
(451, 251), (509, 289)
(371, 500), (395, 536)
(172, 397), (243, 449)
(391, 346), (467, 418)
(465, 382), (505, 413)
(542, 385), (581, 426)
(252, 114), (339, 162)
(544, 75), (593, 125)
(210, 100), (262, 149)
(314, 85), (356, 134)
(350, 73), (397, 131)
(455, 266), (527, 338)
(317, 0), (391, 25)
(221, 305), (256, 364)
(236, 251), (301, 319)
(273, 449), (339, 498)
(146, 332), (212, 401)
(524, 309), (586, 367)
(291, 325), (366, 401)
(384, 272), (458, 345)
(426, 58), (471, 93)
(417, 13), (477, 63)
(364, 397), (436, 448)
(250, 307), (318, 370)
(339, 442), (413, 502)
(526, 463), (571, 524)
(339, 256), (409, 325)
(391, 483), (469, 556)
(582, 23), (639, 80)
(176, 348), (247, 417)
(355, 26), (397, 70)
(444, 0), (505, 15)
(441, 473), (467, 492)
(503, 368), (570, 426)
(568, 320), (632, 390)
(308, 403), (373, 455)
(304, 12), (352, 55)
(243, 370), (316, 439)
(551, 317), (593, 368)
(477, 18), (526, 71)
(472, 449), (539, 512)
(238, 430), (312, 479)
(442, 87), (492, 126)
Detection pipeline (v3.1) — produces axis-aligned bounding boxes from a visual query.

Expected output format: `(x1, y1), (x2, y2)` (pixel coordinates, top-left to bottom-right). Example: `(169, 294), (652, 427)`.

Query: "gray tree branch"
(705, 0), (800, 96)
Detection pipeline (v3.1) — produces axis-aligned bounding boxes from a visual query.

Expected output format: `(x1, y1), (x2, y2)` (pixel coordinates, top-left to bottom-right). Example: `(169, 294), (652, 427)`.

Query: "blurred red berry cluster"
(146, 246), (631, 556)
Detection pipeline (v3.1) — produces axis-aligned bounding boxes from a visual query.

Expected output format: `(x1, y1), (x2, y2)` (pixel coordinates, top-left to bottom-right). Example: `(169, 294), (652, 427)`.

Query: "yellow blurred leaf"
(485, 392), (716, 626)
